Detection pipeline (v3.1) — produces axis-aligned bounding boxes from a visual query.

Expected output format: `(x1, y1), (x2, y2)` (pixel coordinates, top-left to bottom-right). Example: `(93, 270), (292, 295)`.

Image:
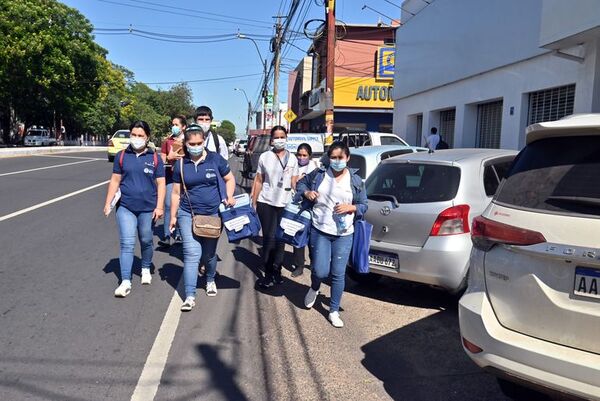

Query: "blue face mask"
(330, 159), (346, 172)
(186, 145), (204, 156)
(171, 126), (181, 137)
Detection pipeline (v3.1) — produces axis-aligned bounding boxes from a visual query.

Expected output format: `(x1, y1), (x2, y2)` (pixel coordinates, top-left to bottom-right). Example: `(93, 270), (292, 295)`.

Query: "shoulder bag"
(180, 158), (222, 238)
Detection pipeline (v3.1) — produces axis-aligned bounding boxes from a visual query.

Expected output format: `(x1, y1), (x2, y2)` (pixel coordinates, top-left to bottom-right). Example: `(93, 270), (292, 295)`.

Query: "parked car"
(107, 130), (131, 162)
(235, 139), (247, 156)
(336, 130), (409, 148)
(350, 148), (517, 293)
(459, 114), (600, 400)
(346, 145), (428, 181)
(23, 127), (56, 147)
(242, 134), (271, 178)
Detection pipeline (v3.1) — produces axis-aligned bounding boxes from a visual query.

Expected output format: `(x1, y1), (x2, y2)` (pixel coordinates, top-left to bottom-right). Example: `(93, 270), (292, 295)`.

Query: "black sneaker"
(291, 265), (304, 278)
(258, 276), (275, 289)
(158, 237), (172, 247)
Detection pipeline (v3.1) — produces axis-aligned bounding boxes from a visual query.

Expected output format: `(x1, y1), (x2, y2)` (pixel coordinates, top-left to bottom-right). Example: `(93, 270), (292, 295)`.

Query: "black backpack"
(436, 139), (449, 150)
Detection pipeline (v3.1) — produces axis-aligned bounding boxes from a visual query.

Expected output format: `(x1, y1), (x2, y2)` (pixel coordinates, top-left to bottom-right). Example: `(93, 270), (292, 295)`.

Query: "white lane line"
(32, 154), (105, 161)
(0, 180), (109, 222)
(0, 159), (100, 177)
(131, 282), (183, 401)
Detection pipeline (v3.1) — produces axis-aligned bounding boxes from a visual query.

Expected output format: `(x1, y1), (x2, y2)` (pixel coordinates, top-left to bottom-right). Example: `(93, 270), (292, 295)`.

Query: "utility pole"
(325, 0), (336, 143)
(272, 17), (283, 130)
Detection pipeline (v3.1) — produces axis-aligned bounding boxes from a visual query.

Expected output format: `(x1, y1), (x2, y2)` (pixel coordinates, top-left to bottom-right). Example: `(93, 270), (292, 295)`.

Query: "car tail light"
(462, 337), (483, 354)
(430, 205), (470, 236)
(471, 216), (546, 251)
(108, 139), (114, 147)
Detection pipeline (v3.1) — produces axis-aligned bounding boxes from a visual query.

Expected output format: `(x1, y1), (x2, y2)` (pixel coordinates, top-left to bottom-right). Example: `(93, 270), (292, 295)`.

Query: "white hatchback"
(459, 114), (600, 400)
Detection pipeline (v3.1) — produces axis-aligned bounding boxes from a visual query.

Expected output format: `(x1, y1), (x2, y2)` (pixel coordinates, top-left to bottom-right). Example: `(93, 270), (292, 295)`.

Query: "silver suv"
(459, 114), (600, 400)
(353, 149), (517, 293)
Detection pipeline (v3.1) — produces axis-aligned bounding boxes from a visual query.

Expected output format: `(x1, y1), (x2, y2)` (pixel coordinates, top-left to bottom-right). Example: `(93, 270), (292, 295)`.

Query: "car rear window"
(496, 135), (600, 217)
(366, 163), (461, 203)
(347, 155), (367, 179)
(113, 131), (129, 139)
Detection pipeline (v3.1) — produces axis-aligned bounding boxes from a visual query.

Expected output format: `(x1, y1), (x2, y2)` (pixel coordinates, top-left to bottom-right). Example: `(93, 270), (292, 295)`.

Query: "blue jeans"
(309, 227), (353, 312)
(164, 182), (180, 239)
(116, 206), (154, 281)
(178, 208), (219, 298)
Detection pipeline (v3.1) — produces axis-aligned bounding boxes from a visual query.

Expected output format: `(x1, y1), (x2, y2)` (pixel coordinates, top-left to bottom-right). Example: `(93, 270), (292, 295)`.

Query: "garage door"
(476, 100), (503, 148)
(439, 109), (455, 148)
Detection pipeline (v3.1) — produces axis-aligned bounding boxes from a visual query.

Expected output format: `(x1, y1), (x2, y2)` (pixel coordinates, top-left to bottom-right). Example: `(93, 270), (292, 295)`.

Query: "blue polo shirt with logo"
(113, 147), (165, 213)
(172, 152), (230, 216)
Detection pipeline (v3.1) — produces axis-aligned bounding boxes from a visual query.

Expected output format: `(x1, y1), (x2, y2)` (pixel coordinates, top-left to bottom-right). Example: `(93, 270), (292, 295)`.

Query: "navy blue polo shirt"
(113, 147), (165, 213)
(172, 152), (230, 216)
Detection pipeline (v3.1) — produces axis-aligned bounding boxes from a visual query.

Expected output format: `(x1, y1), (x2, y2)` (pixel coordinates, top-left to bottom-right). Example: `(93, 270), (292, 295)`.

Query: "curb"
(0, 146), (108, 159)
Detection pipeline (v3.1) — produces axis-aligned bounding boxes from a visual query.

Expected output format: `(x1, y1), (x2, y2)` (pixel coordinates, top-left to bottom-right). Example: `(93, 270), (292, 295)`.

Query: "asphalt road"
(0, 150), (509, 401)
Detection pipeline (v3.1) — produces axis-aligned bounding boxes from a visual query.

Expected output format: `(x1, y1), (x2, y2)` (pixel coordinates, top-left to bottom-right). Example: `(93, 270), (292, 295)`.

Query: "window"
(113, 131), (129, 139)
(439, 109), (456, 148)
(484, 159), (515, 197)
(528, 84), (575, 125)
(366, 163), (461, 204)
(380, 136), (404, 146)
(380, 150), (412, 161)
(347, 155), (367, 179)
(496, 136), (600, 217)
(476, 100), (503, 149)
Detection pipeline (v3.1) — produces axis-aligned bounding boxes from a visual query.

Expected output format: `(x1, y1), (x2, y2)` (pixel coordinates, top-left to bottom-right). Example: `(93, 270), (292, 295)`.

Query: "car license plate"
(574, 267), (600, 300)
(369, 252), (398, 269)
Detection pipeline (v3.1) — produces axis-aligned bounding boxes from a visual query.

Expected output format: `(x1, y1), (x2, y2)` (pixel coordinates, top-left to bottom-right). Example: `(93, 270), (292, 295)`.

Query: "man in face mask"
(195, 106), (229, 160)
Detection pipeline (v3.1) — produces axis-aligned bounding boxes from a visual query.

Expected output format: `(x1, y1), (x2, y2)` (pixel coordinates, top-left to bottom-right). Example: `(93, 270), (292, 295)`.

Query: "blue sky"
(61, 0), (400, 135)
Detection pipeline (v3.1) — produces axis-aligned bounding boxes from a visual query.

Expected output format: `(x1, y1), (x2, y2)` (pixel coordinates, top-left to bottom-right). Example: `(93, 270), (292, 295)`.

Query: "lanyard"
(274, 150), (289, 171)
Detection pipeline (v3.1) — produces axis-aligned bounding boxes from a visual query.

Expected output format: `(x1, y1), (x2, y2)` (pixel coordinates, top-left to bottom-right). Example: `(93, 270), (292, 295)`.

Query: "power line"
(140, 73), (264, 85)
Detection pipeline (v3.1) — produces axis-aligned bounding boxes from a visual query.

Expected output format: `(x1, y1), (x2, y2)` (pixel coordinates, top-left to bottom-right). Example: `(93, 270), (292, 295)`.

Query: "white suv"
(459, 114), (600, 400)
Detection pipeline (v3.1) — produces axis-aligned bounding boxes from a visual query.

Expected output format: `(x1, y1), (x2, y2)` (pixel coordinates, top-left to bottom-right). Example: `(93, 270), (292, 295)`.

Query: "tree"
(216, 120), (236, 145)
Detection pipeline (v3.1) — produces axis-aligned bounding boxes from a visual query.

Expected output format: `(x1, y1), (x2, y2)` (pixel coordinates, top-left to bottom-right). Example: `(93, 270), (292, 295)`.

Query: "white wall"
(394, 0), (545, 98)
(540, 0), (600, 48)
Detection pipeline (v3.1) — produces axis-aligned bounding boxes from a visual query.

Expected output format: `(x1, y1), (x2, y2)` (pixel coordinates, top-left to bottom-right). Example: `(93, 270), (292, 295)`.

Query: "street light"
(234, 88), (252, 138)
(237, 33), (268, 131)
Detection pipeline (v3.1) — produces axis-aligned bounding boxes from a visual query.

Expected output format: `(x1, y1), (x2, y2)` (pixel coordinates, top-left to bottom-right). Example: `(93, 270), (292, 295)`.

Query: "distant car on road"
(235, 139), (247, 156)
(459, 114), (600, 400)
(23, 127), (56, 147)
(346, 145), (428, 181)
(350, 148), (517, 293)
(107, 130), (130, 162)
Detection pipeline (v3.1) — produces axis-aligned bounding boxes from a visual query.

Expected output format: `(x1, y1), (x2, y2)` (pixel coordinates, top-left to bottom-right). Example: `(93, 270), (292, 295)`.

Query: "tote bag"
(351, 219), (373, 273)
(219, 193), (261, 242)
(275, 202), (312, 248)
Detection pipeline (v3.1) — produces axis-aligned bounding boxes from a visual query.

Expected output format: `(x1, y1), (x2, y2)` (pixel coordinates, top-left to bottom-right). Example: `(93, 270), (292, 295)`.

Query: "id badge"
(277, 173), (284, 188)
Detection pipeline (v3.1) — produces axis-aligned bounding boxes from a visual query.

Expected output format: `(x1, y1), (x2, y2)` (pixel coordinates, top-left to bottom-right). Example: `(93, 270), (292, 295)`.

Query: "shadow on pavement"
(195, 344), (250, 401)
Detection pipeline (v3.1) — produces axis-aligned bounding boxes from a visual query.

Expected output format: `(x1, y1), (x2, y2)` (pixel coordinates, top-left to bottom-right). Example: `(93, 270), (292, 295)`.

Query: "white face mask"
(130, 137), (147, 150)
(272, 138), (287, 150)
(198, 122), (211, 133)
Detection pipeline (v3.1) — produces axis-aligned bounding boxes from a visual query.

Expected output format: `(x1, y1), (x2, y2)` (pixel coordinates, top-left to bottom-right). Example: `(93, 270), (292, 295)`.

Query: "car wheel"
(497, 378), (550, 401)
(347, 268), (382, 286)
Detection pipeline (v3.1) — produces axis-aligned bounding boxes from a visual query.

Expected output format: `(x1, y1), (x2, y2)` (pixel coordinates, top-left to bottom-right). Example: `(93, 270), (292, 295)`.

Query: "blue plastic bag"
(219, 194), (261, 242)
(275, 203), (312, 248)
(351, 219), (373, 273)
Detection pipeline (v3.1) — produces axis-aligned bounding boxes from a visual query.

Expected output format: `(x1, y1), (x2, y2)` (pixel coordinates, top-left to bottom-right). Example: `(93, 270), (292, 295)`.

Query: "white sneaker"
(304, 288), (319, 309)
(329, 311), (344, 328)
(114, 281), (131, 298)
(206, 281), (218, 297)
(180, 297), (196, 312)
(141, 268), (152, 285)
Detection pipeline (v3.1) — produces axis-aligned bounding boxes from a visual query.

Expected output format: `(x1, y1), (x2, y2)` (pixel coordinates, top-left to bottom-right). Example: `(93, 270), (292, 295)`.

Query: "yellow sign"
(334, 77), (393, 109)
(284, 109), (297, 123)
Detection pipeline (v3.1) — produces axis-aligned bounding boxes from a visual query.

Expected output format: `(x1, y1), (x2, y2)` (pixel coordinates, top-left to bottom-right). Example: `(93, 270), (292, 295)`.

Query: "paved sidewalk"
(0, 146), (108, 158)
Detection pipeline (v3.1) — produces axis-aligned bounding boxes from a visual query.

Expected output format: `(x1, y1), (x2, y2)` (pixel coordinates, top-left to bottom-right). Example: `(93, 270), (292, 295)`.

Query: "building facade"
(393, 0), (600, 149)
(288, 24), (396, 133)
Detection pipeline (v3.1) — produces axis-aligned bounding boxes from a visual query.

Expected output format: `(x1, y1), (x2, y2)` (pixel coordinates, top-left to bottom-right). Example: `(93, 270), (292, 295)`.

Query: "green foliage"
(216, 120), (236, 144)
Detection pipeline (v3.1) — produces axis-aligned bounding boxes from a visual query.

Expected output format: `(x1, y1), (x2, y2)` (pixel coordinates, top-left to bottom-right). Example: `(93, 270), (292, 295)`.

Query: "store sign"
(376, 47), (395, 80)
(334, 77), (393, 108)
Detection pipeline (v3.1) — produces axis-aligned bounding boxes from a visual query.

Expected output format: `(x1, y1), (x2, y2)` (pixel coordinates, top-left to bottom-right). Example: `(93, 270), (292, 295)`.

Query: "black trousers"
(256, 202), (285, 277)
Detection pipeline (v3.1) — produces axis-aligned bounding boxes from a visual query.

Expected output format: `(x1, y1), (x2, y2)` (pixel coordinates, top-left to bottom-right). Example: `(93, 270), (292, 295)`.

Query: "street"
(0, 151), (508, 401)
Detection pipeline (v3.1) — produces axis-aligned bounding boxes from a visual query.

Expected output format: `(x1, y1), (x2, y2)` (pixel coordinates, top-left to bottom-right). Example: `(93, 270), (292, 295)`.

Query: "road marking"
(0, 159), (100, 177)
(131, 282), (183, 401)
(0, 180), (109, 222)
(32, 154), (105, 161)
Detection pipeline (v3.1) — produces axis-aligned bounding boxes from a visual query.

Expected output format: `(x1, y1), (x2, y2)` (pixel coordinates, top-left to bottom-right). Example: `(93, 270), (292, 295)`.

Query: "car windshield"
(495, 135), (600, 217)
(366, 163), (461, 203)
(347, 155), (367, 179)
(113, 131), (130, 139)
(26, 130), (45, 136)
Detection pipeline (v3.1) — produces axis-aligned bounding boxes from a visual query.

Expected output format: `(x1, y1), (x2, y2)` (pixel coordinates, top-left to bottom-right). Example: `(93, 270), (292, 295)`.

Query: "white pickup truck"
(335, 131), (409, 148)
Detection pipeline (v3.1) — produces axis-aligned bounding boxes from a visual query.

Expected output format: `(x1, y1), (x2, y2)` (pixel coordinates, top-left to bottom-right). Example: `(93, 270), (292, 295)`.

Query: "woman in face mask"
(159, 116), (187, 247)
(295, 141), (368, 328)
(103, 120), (166, 298)
(251, 125), (299, 288)
(290, 143), (318, 277)
(169, 124), (236, 311)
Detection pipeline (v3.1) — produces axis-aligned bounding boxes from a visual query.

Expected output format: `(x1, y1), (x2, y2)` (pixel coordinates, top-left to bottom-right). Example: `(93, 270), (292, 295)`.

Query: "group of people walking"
(103, 107), (367, 327)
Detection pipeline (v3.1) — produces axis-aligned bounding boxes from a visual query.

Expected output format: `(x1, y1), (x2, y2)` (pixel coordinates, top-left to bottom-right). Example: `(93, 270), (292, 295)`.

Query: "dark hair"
(194, 106), (213, 120)
(431, 127), (438, 134)
(327, 141), (350, 158)
(129, 120), (151, 137)
(173, 115), (187, 127)
(270, 125), (288, 137)
(297, 142), (312, 156)
(184, 123), (205, 141)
